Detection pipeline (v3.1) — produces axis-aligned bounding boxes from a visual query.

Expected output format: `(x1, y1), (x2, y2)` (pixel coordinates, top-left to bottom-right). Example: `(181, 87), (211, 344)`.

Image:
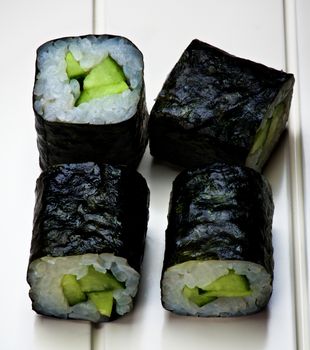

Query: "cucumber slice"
(249, 102), (285, 156)
(76, 81), (129, 106)
(265, 103), (285, 146)
(65, 52), (87, 79)
(183, 269), (251, 307)
(83, 56), (127, 90)
(67, 54), (129, 105)
(78, 266), (124, 292)
(250, 118), (272, 155)
(183, 286), (217, 307)
(87, 291), (114, 317)
(202, 269), (251, 297)
(61, 274), (87, 306)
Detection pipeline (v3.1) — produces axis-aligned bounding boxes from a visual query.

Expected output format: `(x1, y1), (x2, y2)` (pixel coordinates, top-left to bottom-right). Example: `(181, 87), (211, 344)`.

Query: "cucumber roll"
(161, 163), (274, 317)
(33, 35), (148, 169)
(27, 163), (149, 322)
(149, 39), (294, 172)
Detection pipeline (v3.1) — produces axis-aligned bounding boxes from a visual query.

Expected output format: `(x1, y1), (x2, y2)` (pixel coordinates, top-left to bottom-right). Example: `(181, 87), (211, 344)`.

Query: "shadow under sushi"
(160, 308), (270, 350)
(33, 316), (91, 348)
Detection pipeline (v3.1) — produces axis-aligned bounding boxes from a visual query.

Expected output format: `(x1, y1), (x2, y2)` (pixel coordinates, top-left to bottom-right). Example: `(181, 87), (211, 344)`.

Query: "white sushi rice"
(162, 260), (272, 317)
(33, 36), (143, 124)
(28, 253), (140, 322)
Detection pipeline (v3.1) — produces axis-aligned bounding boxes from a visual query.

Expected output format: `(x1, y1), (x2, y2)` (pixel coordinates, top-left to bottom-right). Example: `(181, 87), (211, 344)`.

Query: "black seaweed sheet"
(162, 163), (274, 276)
(34, 35), (149, 170)
(28, 162), (149, 320)
(149, 39), (294, 171)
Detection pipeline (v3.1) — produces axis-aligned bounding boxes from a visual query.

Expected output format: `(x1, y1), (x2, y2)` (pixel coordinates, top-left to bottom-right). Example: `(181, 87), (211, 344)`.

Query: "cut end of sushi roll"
(245, 90), (292, 171)
(27, 253), (140, 322)
(33, 35), (144, 125)
(162, 260), (272, 317)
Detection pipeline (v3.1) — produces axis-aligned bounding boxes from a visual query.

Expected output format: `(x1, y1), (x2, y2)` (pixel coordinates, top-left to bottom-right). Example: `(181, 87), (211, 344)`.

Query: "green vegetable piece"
(182, 269), (252, 307)
(65, 52), (87, 79)
(250, 102), (285, 155)
(250, 118), (272, 155)
(76, 81), (129, 105)
(183, 286), (217, 307)
(202, 269), (252, 297)
(88, 291), (114, 317)
(78, 265), (124, 292)
(83, 56), (127, 90)
(61, 274), (87, 306)
(266, 103), (285, 145)
(71, 55), (129, 105)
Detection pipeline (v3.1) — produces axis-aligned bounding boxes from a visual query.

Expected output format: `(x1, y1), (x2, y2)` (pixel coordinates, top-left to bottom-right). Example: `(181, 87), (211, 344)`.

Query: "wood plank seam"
(93, 0), (106, 34)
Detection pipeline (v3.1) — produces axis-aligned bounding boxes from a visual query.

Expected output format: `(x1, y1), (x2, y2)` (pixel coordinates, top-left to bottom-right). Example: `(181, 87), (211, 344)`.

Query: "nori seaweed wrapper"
(29, 162), (149, 273)
(34, 35), (149, 170)
(149, 39), (294, 171)
(163, 163), (274, 275)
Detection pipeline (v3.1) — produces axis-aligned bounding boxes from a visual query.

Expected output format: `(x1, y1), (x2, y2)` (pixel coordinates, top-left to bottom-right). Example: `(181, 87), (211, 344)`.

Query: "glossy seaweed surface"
(29, 163), (150, 273)
(163, 163), (274, 275)
(149, 39), (294, 170)
(34, 35), (149, 170)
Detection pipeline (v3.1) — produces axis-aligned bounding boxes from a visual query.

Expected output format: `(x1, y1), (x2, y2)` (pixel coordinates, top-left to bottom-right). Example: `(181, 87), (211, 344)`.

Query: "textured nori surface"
(162, 163), (274, 277)
(149, 39), (294, 171)
(34, 35), (149, 170)
(28, 162), (149, 321)
(29, 162), (149, 270)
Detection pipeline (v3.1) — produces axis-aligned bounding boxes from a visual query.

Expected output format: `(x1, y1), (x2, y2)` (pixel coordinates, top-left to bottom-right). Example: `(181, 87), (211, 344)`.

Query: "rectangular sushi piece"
(27, 162), (149, 322)
(33, 35), (149, 169)
(161, 163), (274, 317)
(149, 39), (295, 171)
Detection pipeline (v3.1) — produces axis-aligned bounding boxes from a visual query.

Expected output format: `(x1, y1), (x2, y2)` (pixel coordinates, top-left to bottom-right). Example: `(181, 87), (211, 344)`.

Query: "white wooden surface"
(0, 0), (308, 349)
(0, 2), (93, 350)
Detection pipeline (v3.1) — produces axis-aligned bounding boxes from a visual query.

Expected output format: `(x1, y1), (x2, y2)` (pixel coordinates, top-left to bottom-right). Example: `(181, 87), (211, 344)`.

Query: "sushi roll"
(149, 39), (294, 172)
(27, 162), (149, 322)
(33, 35), (148, 170)
(161, 163), (274, 317)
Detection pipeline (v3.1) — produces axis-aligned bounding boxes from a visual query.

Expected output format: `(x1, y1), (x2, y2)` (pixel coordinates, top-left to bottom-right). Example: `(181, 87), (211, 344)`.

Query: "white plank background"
(0, 1), (309, 349)
(0, 2), (93, 350)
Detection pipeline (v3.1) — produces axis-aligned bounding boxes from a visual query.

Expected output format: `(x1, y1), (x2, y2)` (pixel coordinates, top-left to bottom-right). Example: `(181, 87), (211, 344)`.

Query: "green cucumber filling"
(61, 265), (124, 317)
(249, 102), (285, 155)
(182, 269), (252, 307)
(65, 52), (129, 106)
(65, 52), (87, 79)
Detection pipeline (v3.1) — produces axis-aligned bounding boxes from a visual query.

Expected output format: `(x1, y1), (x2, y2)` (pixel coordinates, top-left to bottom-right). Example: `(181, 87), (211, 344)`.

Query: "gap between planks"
(93, 0), (106, 35)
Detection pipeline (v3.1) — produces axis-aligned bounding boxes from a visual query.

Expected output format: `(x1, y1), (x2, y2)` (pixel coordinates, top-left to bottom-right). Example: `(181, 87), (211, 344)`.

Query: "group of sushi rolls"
(28, 35), (294, 322)
(28, 35), (150, 323)
(150, 40), (293, 316)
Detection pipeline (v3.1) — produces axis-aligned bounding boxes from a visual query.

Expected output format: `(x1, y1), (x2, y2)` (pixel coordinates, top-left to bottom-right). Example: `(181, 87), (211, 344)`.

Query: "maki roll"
(149, 39), (294, 171)
(161, 163), (274, 317)
(33, 35), (148, 170)
(27, 163), (149, 322)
